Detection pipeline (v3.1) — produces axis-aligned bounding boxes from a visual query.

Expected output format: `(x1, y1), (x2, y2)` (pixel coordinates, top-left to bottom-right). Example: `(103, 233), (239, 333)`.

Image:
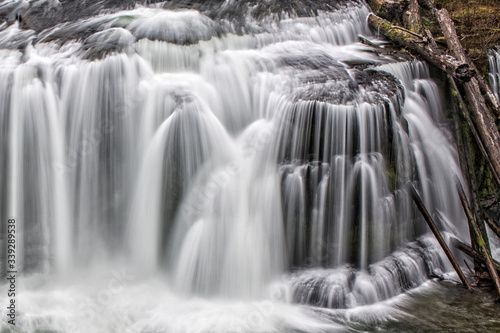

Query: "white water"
(489, 47), (500, 101)
(0, 1), (471, 332)
(488, 47), (500, 261)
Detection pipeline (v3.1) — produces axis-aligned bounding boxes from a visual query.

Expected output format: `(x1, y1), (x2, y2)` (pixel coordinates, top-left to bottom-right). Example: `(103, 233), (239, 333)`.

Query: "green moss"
(477, 235), (487, 249)
(451, 88), (458, 98)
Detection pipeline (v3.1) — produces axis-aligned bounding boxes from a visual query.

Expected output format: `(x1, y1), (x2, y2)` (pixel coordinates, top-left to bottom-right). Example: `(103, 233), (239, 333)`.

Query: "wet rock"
(3, 0), (135, 33)
(164, 0), (364, 26)
(82, 27), (136, 60)
(0, 0), (29, 27)
(0, 22), (35, 49)
(58, 0), (135, 24)
(287, 61), (402, 105)
(18, 0), (62, 31)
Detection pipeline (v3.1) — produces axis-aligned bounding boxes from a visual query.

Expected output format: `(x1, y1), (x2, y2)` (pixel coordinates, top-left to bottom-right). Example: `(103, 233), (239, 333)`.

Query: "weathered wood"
(419, 0), (500, 117)
(428, 6), (500, 188)
(367, 14), (475, 81)
(358, 35), (380, 48)
(476, 72), (500, 119)
(403, 0), (423, 34)
(457, 182), (500, 297)
(462, 79), (500, 187)
(434, 9), (466, 61)
(454, 239), (500, 273)
(368, 0), (408, 23)
(424, 28), (438, 49)
(407, 183), (473, 290)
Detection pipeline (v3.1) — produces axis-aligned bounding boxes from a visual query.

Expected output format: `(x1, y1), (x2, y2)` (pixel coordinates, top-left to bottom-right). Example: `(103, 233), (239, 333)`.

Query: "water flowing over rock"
(489, 47), (500, 102)
(0, 1), (474, 332)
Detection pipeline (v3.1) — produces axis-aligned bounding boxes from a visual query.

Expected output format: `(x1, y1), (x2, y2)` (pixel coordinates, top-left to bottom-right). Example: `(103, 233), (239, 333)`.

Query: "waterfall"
(0, 1), (471, 331)
(489, 47), (500, 102)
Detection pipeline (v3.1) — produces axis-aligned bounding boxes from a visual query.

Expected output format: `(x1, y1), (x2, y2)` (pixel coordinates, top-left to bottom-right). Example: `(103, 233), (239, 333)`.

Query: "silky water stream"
(0, 1), (499, 332)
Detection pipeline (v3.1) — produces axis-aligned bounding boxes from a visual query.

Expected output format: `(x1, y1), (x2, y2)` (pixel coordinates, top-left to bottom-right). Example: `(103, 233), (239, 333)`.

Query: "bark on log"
(367, 14), (475, 81)
(464, 82), (500, 186)
(407, 183), (473, 290)
(476, 72), (500, 119)
(368, 0), (408, 23)
(420, 0), (500, 117)
(454, 239), (500, 273)
(427, 6), (500, 188)
(403, 0), (423, 34)
(358, 35), (380, 47)
(457, 182), (500, 297)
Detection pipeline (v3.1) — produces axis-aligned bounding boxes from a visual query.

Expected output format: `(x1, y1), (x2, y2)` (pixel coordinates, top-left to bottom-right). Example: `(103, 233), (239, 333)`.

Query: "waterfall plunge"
(0, 1), (472, 331)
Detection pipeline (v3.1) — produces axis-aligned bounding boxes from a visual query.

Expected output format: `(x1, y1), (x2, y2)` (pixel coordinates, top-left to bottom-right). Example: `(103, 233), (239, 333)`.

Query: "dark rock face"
(275, 50), (403, 105)
(164, 0), (364, 22)
(1, 0), (135, 32)
(0, 1), (29, 26)
(58, 0), (135, 23)
(19, 0), (63, 31)
(1, 0), (365, 35)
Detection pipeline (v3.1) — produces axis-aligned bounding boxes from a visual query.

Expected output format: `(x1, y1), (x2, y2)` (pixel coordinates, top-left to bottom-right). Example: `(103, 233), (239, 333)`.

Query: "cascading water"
(0, 1), (478, 332)
(488, 47), (500, 262)
(489, 47), (500, 102)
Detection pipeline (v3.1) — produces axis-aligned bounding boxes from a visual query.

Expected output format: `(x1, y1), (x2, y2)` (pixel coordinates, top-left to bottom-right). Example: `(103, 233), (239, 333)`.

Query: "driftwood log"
(454, 239), (500, 273)
(403, 0), (423, 34)
(407, 183), (472, 290)
(428, 6), (500, 188)
(457, 183), (500, 297)
(419, 0), (500, 118)
(368, 0), (500, 300)
(367, 14), (474, 81)
(368, 0), (500, 189)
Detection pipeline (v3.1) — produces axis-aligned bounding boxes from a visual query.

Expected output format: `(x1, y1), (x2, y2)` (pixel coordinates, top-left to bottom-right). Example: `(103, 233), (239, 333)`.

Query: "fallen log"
(407, 183), (472, 290)
(454, 239), (500, 273)
(424, 4), (500, 188)
(419, 0), (500, 117)
(457, 182), (500, 297)
(403, 0), (423, 34)
(358, 35), (380, 48)
(367, 14), (475, 81)
(478, 79), (500, 119)
(367, 0), (408, 23)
